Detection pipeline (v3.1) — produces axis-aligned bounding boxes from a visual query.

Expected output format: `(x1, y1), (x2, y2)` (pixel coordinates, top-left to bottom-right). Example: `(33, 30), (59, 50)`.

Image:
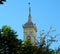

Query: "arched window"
(27, 36), (31, 40)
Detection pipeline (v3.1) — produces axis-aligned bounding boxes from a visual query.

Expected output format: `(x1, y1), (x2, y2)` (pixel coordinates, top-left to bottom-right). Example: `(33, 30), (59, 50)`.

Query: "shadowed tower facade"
(23, 3), (37, 45)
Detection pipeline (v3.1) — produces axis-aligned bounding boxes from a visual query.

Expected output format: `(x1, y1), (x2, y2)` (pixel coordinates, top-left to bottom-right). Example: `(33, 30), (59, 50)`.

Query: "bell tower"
(23, 2), (37, 45)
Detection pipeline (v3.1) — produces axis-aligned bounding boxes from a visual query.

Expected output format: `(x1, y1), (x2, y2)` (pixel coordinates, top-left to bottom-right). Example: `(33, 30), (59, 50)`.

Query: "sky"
(0, 0), (60, 50)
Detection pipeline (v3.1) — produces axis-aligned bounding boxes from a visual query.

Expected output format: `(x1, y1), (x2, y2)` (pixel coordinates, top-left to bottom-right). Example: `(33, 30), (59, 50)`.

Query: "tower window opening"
(27, 36), (31, 40)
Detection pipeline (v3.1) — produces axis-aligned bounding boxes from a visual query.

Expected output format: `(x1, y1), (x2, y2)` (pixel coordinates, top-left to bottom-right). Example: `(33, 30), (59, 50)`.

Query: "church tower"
(23, 3), (37, 45)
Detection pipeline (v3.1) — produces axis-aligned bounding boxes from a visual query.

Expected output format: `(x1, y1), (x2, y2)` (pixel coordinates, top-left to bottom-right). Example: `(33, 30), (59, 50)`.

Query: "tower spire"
(28, 2), (32, 22)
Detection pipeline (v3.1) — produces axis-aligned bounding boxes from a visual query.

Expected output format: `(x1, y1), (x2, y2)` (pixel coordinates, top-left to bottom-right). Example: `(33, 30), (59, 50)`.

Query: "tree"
(0, 0), (6, 4)
(36, 27), (58, 54)
(0, 26), (59, 54)
(21, 40), (32, 54)
(55, 48), (60, 54)
(20, 40), (37, 54)
(0, 25), (22, 54)
(24, 40), (32, 47)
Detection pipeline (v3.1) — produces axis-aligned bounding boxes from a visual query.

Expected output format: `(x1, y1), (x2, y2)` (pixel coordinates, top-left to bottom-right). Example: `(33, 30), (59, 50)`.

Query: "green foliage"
(0, 0), (6, 4)
(55, 48), (60, 54)
(1, 25), (11, 37)
(0, 26), (59, 54)
(0, 25), (22, 54)
(36, 27), (58, 54)
(24, 40), (32, 47)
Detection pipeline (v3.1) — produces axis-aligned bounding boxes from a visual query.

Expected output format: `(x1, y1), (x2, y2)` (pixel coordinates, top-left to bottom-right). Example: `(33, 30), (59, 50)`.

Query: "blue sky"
(0, 0), (60, 50)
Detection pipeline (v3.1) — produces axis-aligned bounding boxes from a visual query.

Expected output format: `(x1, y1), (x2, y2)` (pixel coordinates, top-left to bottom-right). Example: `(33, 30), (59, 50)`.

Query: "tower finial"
(28, 2), (31, 16)
(28, 2), (32, 22)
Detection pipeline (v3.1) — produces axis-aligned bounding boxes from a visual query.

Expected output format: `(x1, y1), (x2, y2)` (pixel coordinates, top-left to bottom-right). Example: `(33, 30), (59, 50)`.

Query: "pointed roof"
(23, 2), (37, 32)
(28, 2), (32, 23)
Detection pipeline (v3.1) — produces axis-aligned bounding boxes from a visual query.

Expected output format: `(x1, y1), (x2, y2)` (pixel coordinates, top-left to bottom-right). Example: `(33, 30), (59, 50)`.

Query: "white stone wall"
(23, 28), (36, 45)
